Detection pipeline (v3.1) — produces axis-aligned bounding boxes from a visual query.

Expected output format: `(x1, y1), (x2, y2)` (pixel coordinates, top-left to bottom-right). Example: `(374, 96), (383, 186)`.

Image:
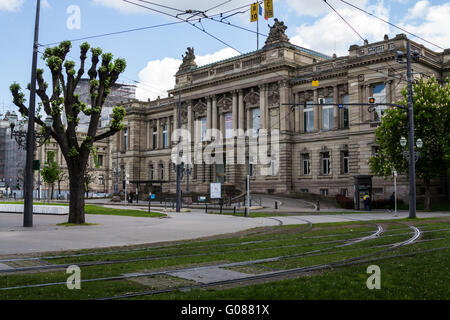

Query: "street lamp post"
(400, 136), (423, 218)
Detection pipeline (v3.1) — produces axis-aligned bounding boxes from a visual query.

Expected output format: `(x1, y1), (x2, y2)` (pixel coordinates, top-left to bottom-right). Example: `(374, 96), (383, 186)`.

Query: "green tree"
(10, 41), (126, 223)
(369, 76), (450, 210)
(41, 151), (61, 201)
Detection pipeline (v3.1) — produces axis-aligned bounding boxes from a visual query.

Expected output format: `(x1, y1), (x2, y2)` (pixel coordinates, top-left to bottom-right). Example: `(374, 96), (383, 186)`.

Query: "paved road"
(0, 210), (448, 256)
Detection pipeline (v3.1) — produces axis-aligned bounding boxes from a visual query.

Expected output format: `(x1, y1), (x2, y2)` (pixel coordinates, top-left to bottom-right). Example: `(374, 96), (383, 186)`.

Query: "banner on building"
(264, 0), (274, 19)
(250, 3), (258, 22)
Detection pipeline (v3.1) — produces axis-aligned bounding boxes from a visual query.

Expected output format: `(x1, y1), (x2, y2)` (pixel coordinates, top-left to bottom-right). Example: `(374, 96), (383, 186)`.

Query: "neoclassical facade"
(40, 21), (450, 204)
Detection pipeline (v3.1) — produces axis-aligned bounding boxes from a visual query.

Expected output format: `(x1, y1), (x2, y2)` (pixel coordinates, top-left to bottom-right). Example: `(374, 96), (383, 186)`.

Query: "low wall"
(0, 204), (68, 215)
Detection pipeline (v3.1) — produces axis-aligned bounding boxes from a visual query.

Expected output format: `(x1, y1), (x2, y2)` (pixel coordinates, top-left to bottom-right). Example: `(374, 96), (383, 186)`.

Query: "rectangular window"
(252, 108), (260, 137)
(149, 165), (154, 180)
(301, 153), (311, 175)
(159, 164), (164, 180)
(341, 150), (349, 175)
(152, 127), (157, 149)
(342, 95), (349, 128)
(200, 117), (207, 142)
(97, 155), (103, 167)
(162, 125), (168, 148)
(373, 84), (386, 121)
(322, 97), (334, 130)
(304, 101), (314, 132)
(98, 175), (104, 185)
(301, 189), (309, 193)
(123, 128), (128, 152)
(320, 189), (329, 196)
(224, 112), (233, 139)
(322, 152), (331, 175)
(340, 188), (348, 197)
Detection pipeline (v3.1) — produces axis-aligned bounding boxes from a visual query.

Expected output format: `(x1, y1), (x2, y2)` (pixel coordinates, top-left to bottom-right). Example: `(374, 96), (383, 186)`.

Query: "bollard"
(317, 200), (320, 212)
(275, 201), (278, 209)
(205, 204), (208, 213)
(220, 204), (223, 215)
(233, 206), (236, 215)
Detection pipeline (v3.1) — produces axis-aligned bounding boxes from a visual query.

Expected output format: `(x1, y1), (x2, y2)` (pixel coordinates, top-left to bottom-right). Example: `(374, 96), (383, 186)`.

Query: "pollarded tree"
(10, 41), (126, 223)
(369, 76), (450, 210)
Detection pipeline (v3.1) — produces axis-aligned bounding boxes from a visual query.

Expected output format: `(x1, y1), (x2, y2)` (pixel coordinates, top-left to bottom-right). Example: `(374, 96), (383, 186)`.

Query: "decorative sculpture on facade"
(264, 19), (290, 48)
(178, 47), (197, 73)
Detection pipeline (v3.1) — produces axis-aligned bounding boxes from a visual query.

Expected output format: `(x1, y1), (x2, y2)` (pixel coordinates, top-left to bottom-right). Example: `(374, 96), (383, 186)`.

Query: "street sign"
(312, 80), (319, 87)
(210, 183), (221, 199)
(198, 196), (206, 202)
(338, 104), (344, 109)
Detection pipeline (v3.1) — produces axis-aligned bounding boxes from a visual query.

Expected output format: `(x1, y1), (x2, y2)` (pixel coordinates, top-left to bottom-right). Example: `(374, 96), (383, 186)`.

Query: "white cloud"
(285, 0), (369, 17)
(290, 2), (390, 56)
(0, 0), (24, 12)
(136, 47), (239, 101)
(398, 1), (450, 51)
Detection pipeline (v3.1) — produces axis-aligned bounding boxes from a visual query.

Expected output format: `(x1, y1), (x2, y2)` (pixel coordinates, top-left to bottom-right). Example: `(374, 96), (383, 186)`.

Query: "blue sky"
(0, 0), (448, 114)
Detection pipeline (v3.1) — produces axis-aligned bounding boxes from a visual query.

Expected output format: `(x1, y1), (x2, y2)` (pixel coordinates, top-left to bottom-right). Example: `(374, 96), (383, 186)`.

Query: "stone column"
(219, 112), (225, 140)
(207, 96), (212, 140)
(365, 85), (371, 121)
(167, 116), (172, 147)
(232, 90), (238, 135)
(212, 95), (218, 140)
(313, 89), (319, 131)
(333, 86), (339, 129)
(294, 92), (300, 133)
(173, 105), (178, 133)
(279, 80), (290, 132)
(146, 120), (151, 149)
(387, 80), (393, 103)
(156, 118), (161, 149)
(187, 102), (193, 140)
(259, 84), (267, 131)
(300, 93), (305, 133)
(238, 89), (244, 133)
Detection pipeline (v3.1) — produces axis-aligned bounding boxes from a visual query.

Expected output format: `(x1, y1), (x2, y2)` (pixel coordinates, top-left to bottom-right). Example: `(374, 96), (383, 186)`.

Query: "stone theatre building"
(40, 20), (450, 205)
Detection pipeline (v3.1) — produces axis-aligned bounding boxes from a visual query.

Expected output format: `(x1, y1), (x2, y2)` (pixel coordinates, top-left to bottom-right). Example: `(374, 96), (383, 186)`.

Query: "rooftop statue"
(178, 47), (197, 73)
(264, 18), (290, 48)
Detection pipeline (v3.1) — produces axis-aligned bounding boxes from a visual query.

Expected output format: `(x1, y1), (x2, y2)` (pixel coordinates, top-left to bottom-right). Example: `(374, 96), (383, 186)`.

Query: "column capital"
(278, 79), (290, 88)
(258, 83), (268, 91)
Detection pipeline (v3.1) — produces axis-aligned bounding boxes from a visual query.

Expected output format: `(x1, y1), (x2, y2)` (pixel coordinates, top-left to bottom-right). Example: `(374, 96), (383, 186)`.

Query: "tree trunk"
(424, 180), (431, 212)
(68, 164), (86, 224)
(51, 184), (54, 200)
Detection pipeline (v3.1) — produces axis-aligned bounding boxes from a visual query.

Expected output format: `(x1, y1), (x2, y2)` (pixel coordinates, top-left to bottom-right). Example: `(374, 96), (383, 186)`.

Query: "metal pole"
(246, 174), (250, 217)
(23, 0), (41, 227)
(257, 11), (259, 50)
(176, 90), (182, 212)
(394, 171), (398, 216)
(406, 40), (417, 219)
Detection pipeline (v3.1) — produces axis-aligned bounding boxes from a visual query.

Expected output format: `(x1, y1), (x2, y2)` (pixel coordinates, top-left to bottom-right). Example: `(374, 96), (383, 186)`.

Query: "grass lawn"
(0, 219), (448, 300)
(84, 205), (166, 218)
(0, 201), (166, 218)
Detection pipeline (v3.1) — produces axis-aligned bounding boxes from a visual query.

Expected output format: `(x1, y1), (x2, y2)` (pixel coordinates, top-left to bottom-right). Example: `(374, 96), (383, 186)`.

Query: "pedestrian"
(390, 192), (395, 212)
(363, 194), (371, 211)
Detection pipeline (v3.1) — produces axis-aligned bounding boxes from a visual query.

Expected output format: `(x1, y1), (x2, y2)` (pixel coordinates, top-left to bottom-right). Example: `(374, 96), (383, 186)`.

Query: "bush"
(335, 194), (354, 209)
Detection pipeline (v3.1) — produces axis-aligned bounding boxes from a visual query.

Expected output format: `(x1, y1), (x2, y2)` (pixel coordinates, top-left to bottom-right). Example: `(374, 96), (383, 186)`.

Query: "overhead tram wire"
(122, 0), (243, 54)
(39, 1), (263, 47)
(323, 0), (365, 43)
(339, 0), (445, 51)
(40, 21), (185, 47)
(205, 0), (235, 13)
